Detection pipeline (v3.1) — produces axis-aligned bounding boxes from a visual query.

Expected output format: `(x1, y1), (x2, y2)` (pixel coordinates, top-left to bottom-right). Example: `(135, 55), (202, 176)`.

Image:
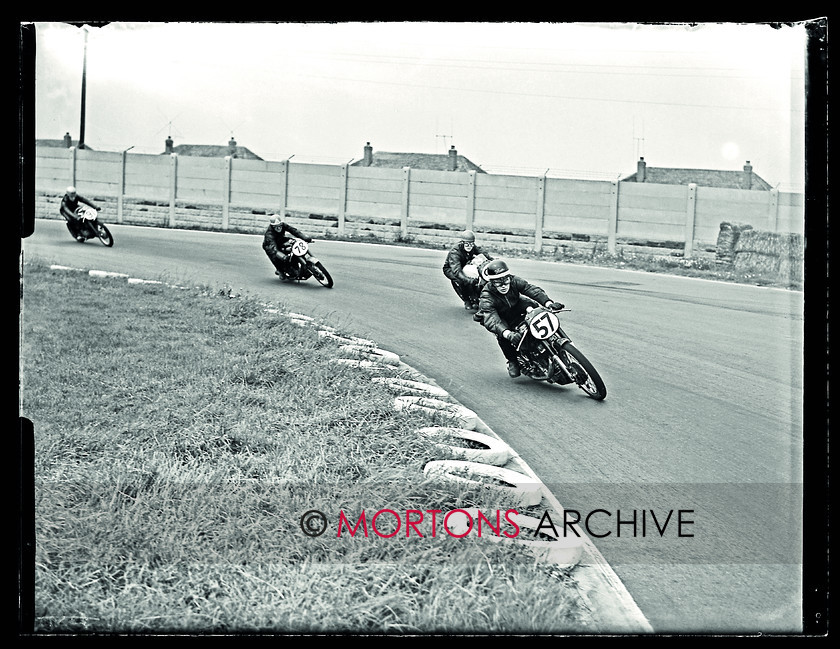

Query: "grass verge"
(20, 259), (594, 635)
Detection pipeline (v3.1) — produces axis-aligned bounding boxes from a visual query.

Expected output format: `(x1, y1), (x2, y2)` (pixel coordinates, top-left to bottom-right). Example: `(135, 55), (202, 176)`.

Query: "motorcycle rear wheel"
(557, 342), (607, 400)
(311, 261), (334, 288)
(94, 222), (114, 247)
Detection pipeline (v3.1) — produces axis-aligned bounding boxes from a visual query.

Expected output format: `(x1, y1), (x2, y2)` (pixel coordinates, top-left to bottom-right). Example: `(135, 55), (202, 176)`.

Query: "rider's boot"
(507, 360), (521, 378)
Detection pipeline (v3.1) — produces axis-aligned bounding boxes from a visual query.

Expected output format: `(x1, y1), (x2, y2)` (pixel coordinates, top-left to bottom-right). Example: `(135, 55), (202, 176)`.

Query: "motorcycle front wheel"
(94, 222), (114, 247)
(310, 261), (334, 288)
(557, 342), (607, 400)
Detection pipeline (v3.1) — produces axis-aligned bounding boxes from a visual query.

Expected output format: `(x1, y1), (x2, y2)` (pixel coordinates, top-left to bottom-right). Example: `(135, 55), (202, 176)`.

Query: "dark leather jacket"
(60, 192), (98, 219)
(478, 275), (552, 337)
(442, 243), (493, 282)
(262, 222), (311, 259)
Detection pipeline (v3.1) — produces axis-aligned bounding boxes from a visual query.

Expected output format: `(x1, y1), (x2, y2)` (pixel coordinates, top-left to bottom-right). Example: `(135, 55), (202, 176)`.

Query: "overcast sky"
(32, 21), (811, 189)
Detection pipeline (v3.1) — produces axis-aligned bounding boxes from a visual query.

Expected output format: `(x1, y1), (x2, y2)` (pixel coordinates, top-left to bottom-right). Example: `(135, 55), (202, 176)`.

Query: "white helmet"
(269, 214), (283, 226)
(66, 186), (77, 197)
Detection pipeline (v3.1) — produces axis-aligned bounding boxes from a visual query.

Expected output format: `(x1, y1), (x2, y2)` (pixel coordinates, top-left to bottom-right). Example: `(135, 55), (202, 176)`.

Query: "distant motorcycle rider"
(60, 186), (100, 242)
(478, 259), (565, 378)
(442, 229), (494, 311)
(262, 214), (312, 278)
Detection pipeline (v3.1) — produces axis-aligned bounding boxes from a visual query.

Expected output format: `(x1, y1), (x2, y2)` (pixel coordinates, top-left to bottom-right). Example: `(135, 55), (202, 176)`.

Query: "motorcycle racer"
(442, 229), (494, 311)
(478, 259), (565, 378)
(60, 186), (100, 242)
(262, 214), (312, 278)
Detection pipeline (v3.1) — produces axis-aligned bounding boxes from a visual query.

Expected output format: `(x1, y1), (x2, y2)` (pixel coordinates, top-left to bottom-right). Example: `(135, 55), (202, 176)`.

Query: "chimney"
(743, 160), (753, 189)
(228, 137), (237, 157)
(637, 157), (647, 182)
(165, 136), (174, 154)
(363, 142), (373, 167)
(448, 145), (458, 171)
(63, 132), (72, 148)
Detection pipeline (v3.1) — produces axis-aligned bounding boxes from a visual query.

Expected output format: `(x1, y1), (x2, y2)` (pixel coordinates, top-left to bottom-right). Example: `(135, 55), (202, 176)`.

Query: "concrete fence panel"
(407, 168), (470, 226)
(229, 158), (287, 210)
(75, 149), (122, 197)
(286, 162), (343, 214)
(123, 154), (172, 201)
(345, 166), (404, 221)
(176, 156), (226, 204)
(616, 182), (688, 241)
(474, 173), (538, 232)
(543, 178), (613, 237)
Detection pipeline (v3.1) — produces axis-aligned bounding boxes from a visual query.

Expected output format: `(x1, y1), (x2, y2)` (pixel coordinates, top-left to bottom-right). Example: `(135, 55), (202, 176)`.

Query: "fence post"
(338, 163), (348, 236)
(117, 149), (127, 224)
(534, 174), (546, 253)
(278, 159), (289, 219)
(466, 170), (476, 232)
(401, 167), (411, 239)
(69, 146), (77, 187)
(608, 179), (619, 254)
(169, 153), (178, 228)
(684, 183), (697, 258)
(769, 187), (780, 232)
(222, 156), (232, 230)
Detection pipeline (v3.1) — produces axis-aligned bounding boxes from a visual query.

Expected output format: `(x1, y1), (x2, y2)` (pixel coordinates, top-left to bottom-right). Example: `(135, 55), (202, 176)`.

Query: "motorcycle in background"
(512, 305), (607, 400)
(277, 237), (334, 288)
(63, 205), (114, 247)
(457, 253), (492, 311)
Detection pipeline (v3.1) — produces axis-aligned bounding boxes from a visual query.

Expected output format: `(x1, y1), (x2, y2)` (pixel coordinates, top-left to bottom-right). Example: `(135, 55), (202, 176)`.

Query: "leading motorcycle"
(511, 305), (607, 400)
(277, 237), (334, 288)
(63, 205), (114, 247)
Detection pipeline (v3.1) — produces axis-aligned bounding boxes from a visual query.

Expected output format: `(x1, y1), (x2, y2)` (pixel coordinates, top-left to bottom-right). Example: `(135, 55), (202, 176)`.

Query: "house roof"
(622, 164), (773, 190)
(162, 144), (263, 160)
(351, 151), (485, 173)
(36, 139), (94, 151)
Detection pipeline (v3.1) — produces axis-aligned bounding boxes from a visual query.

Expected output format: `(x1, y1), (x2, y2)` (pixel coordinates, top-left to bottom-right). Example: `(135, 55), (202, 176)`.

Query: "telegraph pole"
(78, 26), (88, 150)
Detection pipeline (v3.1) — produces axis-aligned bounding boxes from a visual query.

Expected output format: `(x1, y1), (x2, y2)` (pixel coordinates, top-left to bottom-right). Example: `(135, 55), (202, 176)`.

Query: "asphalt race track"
(21, 219), (806, 634)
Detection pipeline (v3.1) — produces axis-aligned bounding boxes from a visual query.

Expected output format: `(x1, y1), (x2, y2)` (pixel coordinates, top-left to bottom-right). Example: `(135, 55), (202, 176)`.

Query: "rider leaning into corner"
(262, 214), (312, 278)
(60, 186), (100, 242)
(442, 229), (494, 312)
(477, 259), (565, 378)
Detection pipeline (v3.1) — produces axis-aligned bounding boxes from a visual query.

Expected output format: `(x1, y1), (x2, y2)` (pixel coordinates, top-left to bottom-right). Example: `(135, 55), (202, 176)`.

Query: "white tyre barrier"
(340, 344), (401, 366)
(373, 377), (450, 399)
(334, 358), (387, 371)
(423, 460), (543, 508)
(89, 270), (129, 278)
(318, 330), (378, 347)
(505, 511), (585, 567)
(443, 508), (583, 567)
(418, 426), (512, 466)
(394, 396), (477, 430)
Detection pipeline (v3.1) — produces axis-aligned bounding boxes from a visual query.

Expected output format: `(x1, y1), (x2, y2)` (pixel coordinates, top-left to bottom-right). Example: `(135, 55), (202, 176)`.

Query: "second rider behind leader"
(442, 229), (493, 312)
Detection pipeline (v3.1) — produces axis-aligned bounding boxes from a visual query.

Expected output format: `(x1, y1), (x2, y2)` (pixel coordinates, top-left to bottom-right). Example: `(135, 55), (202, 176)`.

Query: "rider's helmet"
(461, 229), (476, 251)
(66, 186), (77, 199)
(269, 214), (283, 227)
(484, 259), (512, 294)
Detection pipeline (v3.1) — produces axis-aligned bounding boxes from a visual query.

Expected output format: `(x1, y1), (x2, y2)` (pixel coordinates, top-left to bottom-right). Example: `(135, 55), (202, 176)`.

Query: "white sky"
(31, 21), (811, 189)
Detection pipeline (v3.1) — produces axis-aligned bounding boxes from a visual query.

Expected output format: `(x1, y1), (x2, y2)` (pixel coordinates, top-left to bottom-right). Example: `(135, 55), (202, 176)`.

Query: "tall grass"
(21, 260), (591, 635)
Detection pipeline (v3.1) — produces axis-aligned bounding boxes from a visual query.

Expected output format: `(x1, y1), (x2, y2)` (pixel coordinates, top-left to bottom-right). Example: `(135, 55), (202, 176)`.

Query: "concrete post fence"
(35, 146), (804, 260)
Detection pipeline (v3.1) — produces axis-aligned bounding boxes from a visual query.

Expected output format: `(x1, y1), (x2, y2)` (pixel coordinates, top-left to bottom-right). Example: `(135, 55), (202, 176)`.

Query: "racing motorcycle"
(277, 237), (334, 288)
(63, 205), (114, 247)
(511, 305), (607, 400)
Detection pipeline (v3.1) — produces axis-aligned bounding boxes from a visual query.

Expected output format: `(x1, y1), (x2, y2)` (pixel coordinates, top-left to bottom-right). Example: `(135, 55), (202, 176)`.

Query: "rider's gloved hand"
(546, 301), (565, 311)
(503, 329), (523, 346)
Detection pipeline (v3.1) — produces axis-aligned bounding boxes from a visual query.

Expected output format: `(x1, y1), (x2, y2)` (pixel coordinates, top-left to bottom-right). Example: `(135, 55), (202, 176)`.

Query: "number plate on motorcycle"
(291, 239), (309, 255)
(527, 310), (560, 339)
